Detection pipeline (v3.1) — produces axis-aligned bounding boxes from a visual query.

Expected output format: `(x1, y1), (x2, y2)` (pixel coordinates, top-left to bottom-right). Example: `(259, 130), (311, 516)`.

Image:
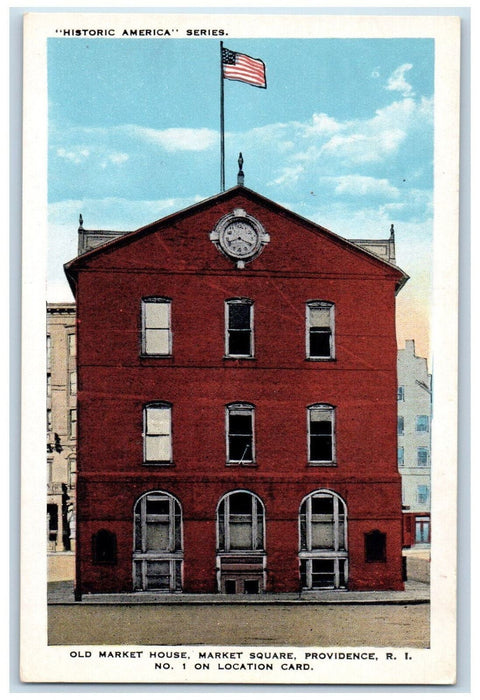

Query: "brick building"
(65, 183), (408, 597)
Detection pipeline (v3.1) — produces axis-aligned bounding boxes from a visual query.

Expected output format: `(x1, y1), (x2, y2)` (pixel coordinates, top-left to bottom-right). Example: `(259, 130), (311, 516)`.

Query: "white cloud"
(56, 147), (90, 164)
(288, 98), (428, 167)
(100, 152), (130, 169)
(306, 201), (432, 246)
(269, 165), (304, 187)
(302, 112), (343, 136)
(48, 195), (205, 233)
(124, 125), (217, 151)
(386, 63), (415, 97)
(324, 175), (400, 199)
(108, 152), (129, 165)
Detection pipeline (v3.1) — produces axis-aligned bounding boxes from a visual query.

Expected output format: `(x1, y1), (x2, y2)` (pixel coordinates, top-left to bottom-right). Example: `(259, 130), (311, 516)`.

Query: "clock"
(222, 219), (260, 258)
(210, 209), (270, 268)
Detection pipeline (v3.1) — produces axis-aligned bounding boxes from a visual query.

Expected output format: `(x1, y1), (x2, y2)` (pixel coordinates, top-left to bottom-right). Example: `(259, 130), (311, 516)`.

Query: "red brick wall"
(72, 190), (404, 594)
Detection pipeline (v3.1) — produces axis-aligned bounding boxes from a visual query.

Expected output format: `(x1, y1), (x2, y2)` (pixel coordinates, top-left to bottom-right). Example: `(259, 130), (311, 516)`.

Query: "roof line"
(64, 185), (409, 293)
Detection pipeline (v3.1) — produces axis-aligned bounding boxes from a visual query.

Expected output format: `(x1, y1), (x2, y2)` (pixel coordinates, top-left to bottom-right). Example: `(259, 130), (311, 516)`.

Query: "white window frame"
(69, 370), (77, 396)
(298, 490), (348, 590)
(141, 297), (172, 356)
(398, 446), (404, 466)
(226, 403), (255, 464)
(307, 403), (335, 464)
(306, 301), (335, 360)
(46, 334), (51, 368)
(133, 491), (183, 592)
(225, 298), (254, 358)
(216, 490), (265, 553)
(143, 402), (173, 463)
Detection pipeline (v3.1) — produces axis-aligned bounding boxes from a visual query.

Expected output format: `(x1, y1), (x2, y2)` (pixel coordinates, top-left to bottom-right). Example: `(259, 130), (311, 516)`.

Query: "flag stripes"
(222, 48), (267, 89)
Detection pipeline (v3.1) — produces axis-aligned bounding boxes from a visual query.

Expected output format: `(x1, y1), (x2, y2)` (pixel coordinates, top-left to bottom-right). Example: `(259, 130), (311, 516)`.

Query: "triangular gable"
(65, 185), (408, 295)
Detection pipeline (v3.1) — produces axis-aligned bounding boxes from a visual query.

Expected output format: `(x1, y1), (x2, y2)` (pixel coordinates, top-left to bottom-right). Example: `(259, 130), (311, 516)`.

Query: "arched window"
(299, 490), (348, 589)
(216, 490), (266, 594)
(217, 491), (265, 552)
(133, 491), (183, 591)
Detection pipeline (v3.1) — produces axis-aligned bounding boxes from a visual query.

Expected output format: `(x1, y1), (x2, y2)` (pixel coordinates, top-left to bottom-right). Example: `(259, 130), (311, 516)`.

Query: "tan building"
(47, 303), (77, 552)
(397, 339), (432, 547)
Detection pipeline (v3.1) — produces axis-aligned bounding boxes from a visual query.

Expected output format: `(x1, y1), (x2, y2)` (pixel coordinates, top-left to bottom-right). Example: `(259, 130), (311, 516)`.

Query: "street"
(49, 602), (429, 647)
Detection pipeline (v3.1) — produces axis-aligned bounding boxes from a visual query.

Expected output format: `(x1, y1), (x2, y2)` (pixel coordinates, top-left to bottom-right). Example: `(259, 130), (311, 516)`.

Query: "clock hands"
(226, 231), (255, 244)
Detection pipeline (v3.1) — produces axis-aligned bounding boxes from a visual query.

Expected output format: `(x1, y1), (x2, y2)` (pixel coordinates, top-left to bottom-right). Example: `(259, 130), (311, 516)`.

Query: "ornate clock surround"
(210, 208), (270, 269)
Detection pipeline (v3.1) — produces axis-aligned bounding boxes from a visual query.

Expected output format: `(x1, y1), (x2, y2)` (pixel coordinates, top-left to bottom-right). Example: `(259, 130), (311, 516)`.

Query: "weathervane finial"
(237, 152), (244, 186)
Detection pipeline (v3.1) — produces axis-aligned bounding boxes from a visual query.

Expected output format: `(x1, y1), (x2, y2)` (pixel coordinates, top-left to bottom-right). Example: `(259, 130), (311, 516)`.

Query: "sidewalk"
(48, 579), (429, 605)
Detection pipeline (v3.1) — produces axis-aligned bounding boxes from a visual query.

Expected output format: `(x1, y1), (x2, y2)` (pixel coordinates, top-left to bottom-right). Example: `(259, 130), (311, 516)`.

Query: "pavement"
(48, 579), (429, 605)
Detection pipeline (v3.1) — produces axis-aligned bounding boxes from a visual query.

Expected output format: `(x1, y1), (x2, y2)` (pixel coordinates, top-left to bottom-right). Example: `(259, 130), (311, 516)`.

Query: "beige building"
(397, 339), (432, 547)
(47, 303), (77, 552)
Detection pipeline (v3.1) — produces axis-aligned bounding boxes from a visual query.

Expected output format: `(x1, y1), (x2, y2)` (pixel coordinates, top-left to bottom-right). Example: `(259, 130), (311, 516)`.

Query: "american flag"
(222, 48), (267, 89)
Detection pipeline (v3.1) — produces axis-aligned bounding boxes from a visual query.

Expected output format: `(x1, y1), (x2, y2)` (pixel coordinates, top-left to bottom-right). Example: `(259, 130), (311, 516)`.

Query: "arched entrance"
(299, 489), (348, 589)
(216, 490), (266, 594)
(133, 491), (183, 592)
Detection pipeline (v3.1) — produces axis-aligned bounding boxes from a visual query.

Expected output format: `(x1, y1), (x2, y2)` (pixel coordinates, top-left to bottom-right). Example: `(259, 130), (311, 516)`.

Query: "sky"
(47, 37), (434, 360)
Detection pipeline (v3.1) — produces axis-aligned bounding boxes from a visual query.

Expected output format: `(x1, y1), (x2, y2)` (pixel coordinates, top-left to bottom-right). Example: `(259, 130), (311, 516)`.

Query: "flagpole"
(220, 41), (225, 192)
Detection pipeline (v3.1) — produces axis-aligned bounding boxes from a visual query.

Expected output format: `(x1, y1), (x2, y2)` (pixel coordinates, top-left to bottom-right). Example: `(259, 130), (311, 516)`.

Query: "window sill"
(139, 354), (174, 361)
(226, 462), (258, 468)
(307, 462), (337, 468)
(305, 357), (336, 362)
(223, 356), (257, 361)
(143, 462), (176, 468)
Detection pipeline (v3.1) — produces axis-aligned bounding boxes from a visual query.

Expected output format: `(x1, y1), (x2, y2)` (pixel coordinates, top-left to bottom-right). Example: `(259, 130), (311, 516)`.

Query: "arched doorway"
(216, 490), (266, 594)
(299, 489), (348, 589)
(133, 491), (183, 592)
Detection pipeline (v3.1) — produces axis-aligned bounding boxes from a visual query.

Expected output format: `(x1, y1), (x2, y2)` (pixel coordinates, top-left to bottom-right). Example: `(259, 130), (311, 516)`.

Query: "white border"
(20, 11), (460, 686)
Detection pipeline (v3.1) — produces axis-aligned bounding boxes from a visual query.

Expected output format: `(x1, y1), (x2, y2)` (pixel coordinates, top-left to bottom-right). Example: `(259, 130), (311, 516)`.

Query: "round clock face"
(222, 220), (260, 258)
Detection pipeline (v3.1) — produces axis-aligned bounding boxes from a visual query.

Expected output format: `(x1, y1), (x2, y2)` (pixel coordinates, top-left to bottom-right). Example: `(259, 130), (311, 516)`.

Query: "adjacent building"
(397, 339), (432, 547)
(64, 183), (408, 597)
(46, 303), (77, 552)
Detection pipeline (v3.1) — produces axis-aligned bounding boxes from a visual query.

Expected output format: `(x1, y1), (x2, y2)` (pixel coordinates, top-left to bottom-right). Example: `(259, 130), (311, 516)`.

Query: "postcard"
(20, 10), (460, 685)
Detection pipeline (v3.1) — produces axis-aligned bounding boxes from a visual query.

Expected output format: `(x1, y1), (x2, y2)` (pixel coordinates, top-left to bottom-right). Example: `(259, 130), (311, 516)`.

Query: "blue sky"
(48, 37), (434, 358)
